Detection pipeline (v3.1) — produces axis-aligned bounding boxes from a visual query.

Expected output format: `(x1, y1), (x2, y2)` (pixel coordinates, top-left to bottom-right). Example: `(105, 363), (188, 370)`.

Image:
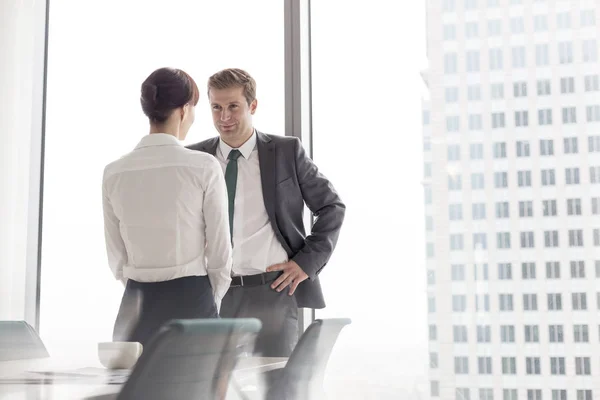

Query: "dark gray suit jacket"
(186, 131), (345, 309)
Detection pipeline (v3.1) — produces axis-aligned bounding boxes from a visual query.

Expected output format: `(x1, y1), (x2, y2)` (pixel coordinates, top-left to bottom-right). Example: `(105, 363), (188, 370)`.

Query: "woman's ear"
(181, 104), (190, 121)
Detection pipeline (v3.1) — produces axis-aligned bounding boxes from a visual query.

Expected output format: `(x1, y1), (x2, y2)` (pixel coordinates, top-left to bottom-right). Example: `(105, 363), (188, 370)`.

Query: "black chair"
(0, 320), (49, 361)
(115, 318), (261, 400)
(265, 318), (351, 400)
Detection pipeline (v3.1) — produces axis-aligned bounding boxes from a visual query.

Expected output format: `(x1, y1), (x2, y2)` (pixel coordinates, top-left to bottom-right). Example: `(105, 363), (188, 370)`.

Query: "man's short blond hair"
(207, 68), (256, 105)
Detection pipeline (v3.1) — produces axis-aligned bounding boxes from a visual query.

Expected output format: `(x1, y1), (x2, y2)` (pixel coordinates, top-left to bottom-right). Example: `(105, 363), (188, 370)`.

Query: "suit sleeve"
(290, 138), (346, 279)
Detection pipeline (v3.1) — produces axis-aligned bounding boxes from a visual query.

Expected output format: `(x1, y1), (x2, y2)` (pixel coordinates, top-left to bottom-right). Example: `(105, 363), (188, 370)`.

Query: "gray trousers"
(220, 283), (299, 357)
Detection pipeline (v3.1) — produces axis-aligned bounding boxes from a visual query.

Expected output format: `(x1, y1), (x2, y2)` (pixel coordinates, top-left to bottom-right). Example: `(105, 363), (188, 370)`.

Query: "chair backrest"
(117, 318), (261, 400)
(0, 320), (49, 361)
(271, 318), (351, 400)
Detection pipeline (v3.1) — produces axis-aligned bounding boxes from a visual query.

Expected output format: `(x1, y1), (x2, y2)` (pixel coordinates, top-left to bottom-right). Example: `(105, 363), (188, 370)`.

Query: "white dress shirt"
(216, 131), (288, 276)
(102, 134), (232, 306)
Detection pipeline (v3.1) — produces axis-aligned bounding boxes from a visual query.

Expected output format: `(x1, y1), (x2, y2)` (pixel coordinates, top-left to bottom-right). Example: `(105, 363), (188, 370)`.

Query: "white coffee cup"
(98, 341), (143, 369)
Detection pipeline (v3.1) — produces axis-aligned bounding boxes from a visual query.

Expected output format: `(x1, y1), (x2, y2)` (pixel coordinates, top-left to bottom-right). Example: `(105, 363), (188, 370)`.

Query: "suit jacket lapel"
(256, 131), (277, 226)
(201, 137), (219, 156)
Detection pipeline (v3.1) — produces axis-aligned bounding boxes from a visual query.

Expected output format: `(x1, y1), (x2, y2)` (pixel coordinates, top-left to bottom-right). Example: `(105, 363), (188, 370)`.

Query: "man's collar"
(134, 133), (180, 149)
(219, 129), (257, 160)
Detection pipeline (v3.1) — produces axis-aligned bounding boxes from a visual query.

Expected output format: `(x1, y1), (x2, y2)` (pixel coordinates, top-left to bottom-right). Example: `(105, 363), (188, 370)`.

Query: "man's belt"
(230, 271), (282, 288)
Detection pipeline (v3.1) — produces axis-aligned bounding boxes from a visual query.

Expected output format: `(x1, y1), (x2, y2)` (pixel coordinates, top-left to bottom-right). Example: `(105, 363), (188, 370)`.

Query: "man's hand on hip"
(266, 260), (309, 296)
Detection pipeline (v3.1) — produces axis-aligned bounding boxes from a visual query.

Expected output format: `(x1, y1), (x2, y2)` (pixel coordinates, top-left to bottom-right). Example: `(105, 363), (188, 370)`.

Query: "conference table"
(0, 352), (287, 399)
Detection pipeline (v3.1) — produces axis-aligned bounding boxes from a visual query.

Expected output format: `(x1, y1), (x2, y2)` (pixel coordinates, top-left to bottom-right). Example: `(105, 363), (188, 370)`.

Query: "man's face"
(209, 86), (256, 144)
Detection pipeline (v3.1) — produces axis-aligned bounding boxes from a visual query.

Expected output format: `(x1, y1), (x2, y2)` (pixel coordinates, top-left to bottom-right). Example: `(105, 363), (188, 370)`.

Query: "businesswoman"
(102, 67), (232, 346)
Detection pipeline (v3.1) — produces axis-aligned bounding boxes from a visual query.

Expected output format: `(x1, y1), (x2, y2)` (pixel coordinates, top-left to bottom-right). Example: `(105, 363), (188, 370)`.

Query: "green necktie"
(225, 149), (242, 241)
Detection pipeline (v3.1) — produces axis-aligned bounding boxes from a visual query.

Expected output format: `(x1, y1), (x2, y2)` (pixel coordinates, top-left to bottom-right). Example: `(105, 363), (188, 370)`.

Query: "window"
(498, 263), (512, 280)
(489, 48), (503, 70)
(466, 50), (480, 72)
(523, 294), (538, 311)
(557, 12), (571, 29)
(549, 325), (564, 342)
(567, 199), (582, 215)
(465, 22), (478, 39)
(534, 15), (548, 31)
(541, 169), (556, 186)
(429, 352), (438, 368)
(424, 163), (431, 178)
(525, 325), (539, 342)
(496, 202), (509, 218)
(487, 19), (501, 36)
(494, 142), (506, 158)
(538, 108), (552, 125)
(497, 232), (510, 249)
(450, 234), (464, 250)
(467, 85), (481, 101)
(564, 137), (578, 153)
(454, 357), (469, 374)
(519, 201), (533, 217)
(581, 9), (596, 27)
(575, 357), (591, 375)
(456, 388), (470, 400)
(470, 143), (483, 159)
(546, 262), (560, 279)
(550, 357), (566, 375)
(571, 260), (585, 278)
(447, 144), (461, 161)
(427, 270), (435, 285)
(522, 262), (536, 279)
(535, 44), (550, 66)
(472, 203), (486, 219)
(577, 390), (593, 400)
(516, 141), (530, 156)
(452, 295), (467, 312)
(573, 292), (587, 310)
(474, 263), (489, 280)
(548, 293), (562, 310)
(589, 136), (600, 152)
(500, 325), (515, 342)
(543, 200), (557, 217)
(528, 390), (542, 400)
(448, 175), (462, 190)
(465, 0), (477, 10)
(540, 139), (554, 155)
(562, 107), (577, 124)
(443, 25), (456, 40)
(526, 357), (541, 374)
(494, 172), (508, 188)
(520, 231), (534, 248)
(583, 40), (598, 62)
(476, 325), (491, 343)
(502, 357), (516, 374)
(569, 229), (584, 247)
(468, 114), (483, 130)
(426, 243), (435, 258)
(442, 0), (455, 12)
(492, 112), (505, 128)
(574, 324), (589, 342)
(514, 81), (527, 97)
(473, 233), (487, 249)
(429, 325), (437, 340)
(490, 83), (504, 99)
(537, 79), (551, 95)
(504, 390), (518, 400)
(518, 171), (532, 187)
(595, 229), (600, 246)
(512, 46), (526, 68)
(452, 264), (465, 281)
(428, 296), (436, 313)
(471, 173), (485, 190)
(566, 167), (580, 184)
(510, 17), (524, 34)
(478, 357), (492, 374)
(444, 53), (458, 74)
(515, 110), (529, 127)
(449, 204), (463, 220)
(587, 105), (600, 122)
(446, 116), (460, 132)
(425, 216), (433, 231)
(558, 42), (573, 64)
(445, 87), (459, 103)
(475, 294), (490, 311)
(585, 75), (599, 92)
(592, 166), (600, 184)
(592, 198), (600, 215)
(560, 77), (575, 94)
(430, 381), (439, 397)
(499, 293), (513, 311)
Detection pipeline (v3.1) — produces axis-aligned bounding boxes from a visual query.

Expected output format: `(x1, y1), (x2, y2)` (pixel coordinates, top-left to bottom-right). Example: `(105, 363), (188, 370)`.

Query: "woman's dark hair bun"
(140, 68), (199, 123)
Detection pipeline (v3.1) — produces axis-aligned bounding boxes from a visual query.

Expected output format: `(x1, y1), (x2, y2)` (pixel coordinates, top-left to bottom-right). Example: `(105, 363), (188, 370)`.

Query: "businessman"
(187, 68), (345, 357)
